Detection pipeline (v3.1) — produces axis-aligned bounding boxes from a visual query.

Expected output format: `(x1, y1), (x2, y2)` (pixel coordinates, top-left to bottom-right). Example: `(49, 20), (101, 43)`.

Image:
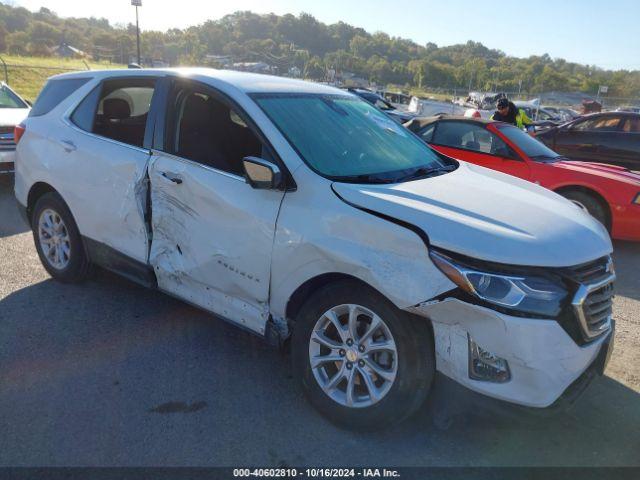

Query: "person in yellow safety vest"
(491, 98), (535, 134)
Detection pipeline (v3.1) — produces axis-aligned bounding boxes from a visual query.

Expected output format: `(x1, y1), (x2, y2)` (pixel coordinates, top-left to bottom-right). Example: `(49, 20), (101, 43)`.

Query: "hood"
(554, 160), (640, 186)
(332, 162), (612, 268)
(0, 108), (30, 127)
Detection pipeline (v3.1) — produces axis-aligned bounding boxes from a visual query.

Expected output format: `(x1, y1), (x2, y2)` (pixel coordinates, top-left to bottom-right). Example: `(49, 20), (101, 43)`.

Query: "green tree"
(0, 24), (7, 52)
(6, 31), (29, 55)
(304, 55), (325, 80)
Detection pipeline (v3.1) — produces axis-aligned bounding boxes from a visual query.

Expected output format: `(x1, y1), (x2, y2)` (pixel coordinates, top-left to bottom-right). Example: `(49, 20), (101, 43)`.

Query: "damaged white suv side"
(14, 69), (616, 430)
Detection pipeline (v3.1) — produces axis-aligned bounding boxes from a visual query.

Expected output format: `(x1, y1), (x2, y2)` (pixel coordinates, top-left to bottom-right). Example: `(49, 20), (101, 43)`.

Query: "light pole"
(131, 0), (142, 65)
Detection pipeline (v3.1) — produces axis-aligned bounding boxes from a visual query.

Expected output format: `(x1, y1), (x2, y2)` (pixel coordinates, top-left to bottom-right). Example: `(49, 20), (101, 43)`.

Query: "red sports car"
(406, 116), (640, 241)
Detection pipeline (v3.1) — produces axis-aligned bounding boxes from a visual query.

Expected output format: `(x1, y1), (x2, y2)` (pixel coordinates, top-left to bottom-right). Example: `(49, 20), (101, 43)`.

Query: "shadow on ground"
(612, 240), (640, 302)
(0, 174), (29, 238)
(0, 270), (639, 467)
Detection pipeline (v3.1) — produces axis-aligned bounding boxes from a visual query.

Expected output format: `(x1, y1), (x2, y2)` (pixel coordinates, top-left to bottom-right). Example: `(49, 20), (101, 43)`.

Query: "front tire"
(560, 190), (609, 230)
(292, 280), (435, 430)
(31, 192), (90, 283)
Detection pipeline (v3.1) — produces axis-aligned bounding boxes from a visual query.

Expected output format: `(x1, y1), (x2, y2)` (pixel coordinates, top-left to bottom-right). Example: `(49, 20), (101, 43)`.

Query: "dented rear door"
(147, 152), (285, 334)
(53, 76), (160, 263)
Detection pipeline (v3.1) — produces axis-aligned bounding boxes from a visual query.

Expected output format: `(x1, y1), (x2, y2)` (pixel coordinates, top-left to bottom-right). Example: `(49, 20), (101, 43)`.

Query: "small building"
(51, 44), (86, 59)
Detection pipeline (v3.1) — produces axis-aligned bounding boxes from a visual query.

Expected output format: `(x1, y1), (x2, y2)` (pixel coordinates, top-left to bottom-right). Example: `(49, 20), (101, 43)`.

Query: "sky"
(8, 0), (640, 71)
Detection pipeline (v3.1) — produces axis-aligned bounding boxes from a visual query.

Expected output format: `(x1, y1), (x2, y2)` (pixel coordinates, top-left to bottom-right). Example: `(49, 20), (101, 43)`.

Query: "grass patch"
(0, 55), (125, 102)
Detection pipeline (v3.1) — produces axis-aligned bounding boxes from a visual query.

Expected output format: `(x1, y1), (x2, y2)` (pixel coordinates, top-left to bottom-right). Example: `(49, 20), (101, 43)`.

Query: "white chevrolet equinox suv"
(14, 69), (616, 430)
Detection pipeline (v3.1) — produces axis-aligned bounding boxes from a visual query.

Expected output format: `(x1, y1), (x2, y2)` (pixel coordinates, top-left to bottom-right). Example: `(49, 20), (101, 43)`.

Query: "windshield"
(253, 93), (448, 182)
(497, 124), (561, 160)
(0, 85), (28, 109)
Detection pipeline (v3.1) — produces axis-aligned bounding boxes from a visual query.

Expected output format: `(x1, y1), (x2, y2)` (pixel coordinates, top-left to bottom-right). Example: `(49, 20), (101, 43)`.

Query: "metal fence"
(0, 57), (91, 83)
(0, 56), (93, 102)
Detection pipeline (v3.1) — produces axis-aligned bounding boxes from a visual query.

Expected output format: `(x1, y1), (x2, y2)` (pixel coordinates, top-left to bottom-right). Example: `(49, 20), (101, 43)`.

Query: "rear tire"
(292, 280), (435, 431)
(560, 190), (609, 230)
(31, 192), (90, 283)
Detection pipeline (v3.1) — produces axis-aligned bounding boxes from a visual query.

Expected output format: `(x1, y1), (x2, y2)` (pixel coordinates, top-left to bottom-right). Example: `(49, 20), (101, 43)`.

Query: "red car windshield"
(497, 124), (562, 161)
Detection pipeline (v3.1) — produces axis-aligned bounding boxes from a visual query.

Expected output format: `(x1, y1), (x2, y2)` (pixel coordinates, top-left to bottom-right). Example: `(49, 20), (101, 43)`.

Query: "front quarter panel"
(269, 165), (455, 321)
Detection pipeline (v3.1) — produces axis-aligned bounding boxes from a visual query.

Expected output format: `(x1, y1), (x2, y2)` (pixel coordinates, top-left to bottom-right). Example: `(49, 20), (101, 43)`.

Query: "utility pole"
(132, 0), (142, 65)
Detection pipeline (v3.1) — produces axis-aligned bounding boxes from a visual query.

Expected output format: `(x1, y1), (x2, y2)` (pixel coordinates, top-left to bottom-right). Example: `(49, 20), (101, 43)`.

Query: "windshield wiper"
(335, 164), (456, 185)
(395, 165), (456, 182)
(334, 173), (397, 184)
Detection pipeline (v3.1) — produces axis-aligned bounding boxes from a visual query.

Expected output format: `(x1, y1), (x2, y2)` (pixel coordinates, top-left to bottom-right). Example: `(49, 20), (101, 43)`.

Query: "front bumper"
(411, 298), (612, 408)
(0, 149), (15, 173)
(611, 202), (640, 241)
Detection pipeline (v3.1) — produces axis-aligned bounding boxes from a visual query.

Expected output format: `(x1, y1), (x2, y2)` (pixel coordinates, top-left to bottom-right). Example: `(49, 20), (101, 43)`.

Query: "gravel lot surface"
(1, 174), (639, 467)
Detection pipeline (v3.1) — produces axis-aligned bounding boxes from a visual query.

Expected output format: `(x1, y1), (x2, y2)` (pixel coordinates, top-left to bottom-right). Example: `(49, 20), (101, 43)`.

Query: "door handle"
(160, 171), (183, 184)
(60, 139), (76, 152)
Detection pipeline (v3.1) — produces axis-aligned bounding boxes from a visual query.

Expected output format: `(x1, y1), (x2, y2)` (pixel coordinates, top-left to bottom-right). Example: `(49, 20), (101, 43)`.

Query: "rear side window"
(93, 79), (155, 147)
(622, 117), (640, 133)
(70, 78), (156, 148)
(29, 78), (90, 117)
(573, 116), (621, 132)
(71, 85), (101, 132)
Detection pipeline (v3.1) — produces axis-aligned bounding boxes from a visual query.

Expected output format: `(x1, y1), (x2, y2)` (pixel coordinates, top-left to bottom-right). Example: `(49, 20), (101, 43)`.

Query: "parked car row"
(14, 68), (617, 430)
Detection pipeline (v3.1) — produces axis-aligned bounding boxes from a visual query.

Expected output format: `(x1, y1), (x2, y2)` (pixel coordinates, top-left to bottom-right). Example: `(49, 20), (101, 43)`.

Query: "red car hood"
(554, 160), (640, 186)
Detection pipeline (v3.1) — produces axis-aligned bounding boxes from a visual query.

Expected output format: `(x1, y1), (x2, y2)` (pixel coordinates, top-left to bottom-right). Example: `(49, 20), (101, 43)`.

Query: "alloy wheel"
(38, 208), (71, 270)
(308, 303), (398, 408)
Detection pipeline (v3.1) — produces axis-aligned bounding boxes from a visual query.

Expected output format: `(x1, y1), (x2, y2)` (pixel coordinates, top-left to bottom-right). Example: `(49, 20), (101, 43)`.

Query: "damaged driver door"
(147, 80), (286, 335)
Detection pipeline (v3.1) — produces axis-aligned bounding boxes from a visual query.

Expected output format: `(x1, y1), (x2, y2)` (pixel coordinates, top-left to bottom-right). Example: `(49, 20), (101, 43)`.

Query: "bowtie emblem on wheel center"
(346, 349), (358, 362)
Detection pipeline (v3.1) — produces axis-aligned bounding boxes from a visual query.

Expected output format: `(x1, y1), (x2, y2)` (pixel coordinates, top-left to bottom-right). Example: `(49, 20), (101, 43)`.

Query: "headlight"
(430, 249), (568, 317)
(633, 192), (640, 205)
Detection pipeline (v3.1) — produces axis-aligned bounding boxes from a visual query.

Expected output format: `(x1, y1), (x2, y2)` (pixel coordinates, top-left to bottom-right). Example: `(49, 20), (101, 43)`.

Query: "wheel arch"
(554, 184), (612, 231)
(26, 182), (59, 223)
(284, 272), (434, 339)
(286, 273), (372, 325)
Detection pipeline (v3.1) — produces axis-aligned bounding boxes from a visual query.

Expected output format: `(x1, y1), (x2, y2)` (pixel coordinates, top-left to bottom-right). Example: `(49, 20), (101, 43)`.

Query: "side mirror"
(242, 156), (282, 190)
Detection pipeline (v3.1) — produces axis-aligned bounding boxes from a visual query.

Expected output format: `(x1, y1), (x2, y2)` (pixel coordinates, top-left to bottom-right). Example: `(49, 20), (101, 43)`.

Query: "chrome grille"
(0, 126), (16, 151)
(570, 256), (611, 283)
(569, 256), (615, 341)
(584, 283), (614, 329)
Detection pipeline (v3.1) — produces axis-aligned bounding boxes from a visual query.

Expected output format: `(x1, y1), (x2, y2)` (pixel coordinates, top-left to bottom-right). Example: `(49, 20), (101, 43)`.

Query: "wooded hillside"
(1, 3), (638, 97)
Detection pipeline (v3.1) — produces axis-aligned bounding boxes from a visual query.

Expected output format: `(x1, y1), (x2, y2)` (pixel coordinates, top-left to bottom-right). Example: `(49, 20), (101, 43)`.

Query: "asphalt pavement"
(1, 174), (639, 467)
